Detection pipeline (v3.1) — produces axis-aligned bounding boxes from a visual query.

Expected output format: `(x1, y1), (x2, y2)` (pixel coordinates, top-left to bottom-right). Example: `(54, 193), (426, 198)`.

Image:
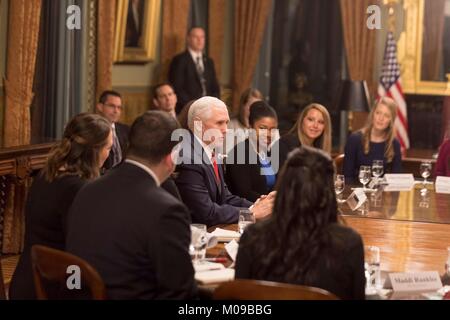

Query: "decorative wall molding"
(114, 86), (152, 125)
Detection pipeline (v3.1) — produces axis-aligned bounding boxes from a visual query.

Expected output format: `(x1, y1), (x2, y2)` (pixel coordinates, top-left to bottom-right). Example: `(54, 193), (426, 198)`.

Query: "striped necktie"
(111, 128), (122, 167)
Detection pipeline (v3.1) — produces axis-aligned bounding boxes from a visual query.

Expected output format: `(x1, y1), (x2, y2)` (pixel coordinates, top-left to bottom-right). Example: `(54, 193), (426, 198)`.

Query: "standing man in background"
(96, 90), (130, 170)
(168, 27), (220, 114)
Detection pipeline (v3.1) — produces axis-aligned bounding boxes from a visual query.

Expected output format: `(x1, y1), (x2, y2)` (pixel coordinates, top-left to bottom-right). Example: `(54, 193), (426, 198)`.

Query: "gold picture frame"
(113, 0), (161, 63)
(397, 0), (450, 95)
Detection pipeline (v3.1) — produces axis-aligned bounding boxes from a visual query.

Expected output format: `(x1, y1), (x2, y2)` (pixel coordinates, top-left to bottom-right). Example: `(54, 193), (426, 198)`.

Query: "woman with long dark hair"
(9, 113), (112, 299)
(235, 147), (365, 300)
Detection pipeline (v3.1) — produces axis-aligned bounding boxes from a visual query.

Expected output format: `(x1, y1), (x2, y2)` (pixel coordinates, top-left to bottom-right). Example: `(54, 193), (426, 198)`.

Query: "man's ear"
(153, 98), (159, 108)
(163, 153), (174, 170)
(96, 103), (103, 114)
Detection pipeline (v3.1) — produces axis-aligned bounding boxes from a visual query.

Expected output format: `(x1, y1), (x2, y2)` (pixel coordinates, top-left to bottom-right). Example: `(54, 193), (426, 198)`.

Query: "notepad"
(195, 268), (235, 284)
(436, 176), (450, 194)
(210, 228), (241, 242)
(193, 261), (225, 273)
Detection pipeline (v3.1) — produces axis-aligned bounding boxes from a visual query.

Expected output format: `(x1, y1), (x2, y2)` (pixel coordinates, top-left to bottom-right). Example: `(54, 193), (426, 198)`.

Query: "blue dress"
(343, 131), (402, 183)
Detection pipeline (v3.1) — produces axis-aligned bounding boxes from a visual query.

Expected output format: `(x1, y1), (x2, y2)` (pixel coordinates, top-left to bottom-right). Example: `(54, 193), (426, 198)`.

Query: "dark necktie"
(196, 56), (207, 96)
(111, 128), (122, 167)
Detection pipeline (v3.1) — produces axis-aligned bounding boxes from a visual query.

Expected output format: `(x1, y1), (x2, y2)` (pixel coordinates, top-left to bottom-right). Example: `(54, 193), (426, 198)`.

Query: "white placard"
(384, 174), (415, 191)
(386, 271), (442, 293)
(225, 239), (239, 262)
(346, 188), (367, 211)
(435, 176), (450, 194)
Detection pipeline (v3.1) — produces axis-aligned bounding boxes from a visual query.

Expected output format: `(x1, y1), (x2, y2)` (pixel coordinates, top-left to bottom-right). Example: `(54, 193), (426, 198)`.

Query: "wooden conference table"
(207, 183), (450, 276)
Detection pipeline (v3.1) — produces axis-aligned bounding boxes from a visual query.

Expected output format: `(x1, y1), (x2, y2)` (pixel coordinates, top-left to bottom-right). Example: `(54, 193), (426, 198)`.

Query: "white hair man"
(175, 96), (274, 227)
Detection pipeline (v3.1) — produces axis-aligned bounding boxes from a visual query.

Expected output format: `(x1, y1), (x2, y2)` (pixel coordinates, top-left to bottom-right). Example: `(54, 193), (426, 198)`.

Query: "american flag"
(377, 32), (410, 150)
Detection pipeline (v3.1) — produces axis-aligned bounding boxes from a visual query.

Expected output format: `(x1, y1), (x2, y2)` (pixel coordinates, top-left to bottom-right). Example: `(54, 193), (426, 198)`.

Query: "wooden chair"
(213, 279), (339, 300)
(0, 258), (6, 300)
(31, 245), (106, 300)
(333, 154), (345, 175)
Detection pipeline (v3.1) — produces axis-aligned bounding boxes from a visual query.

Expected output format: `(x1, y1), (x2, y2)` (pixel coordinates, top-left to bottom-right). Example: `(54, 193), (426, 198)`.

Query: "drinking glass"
(334, 175), (345, 203)
(420, 160), (432, 186)
(372, 160), (384, 186)
(190, 224), (207, 264)
(359, 166), (371, 191)
(238, 209), (255, 234)
(365, 245), (381, 294)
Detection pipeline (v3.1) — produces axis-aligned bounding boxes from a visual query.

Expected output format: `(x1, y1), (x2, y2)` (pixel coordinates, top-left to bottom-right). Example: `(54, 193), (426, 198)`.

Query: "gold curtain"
(421, 0), (446, 81)
(208, 0), (226, 82)
(2, 0), (41, 253)
(160, 0), (190, 82)
(340, 0), (378, 93)
(232, 0), (272, 114)
(3, 0), (42, 147)
(96, 0), (116, 101)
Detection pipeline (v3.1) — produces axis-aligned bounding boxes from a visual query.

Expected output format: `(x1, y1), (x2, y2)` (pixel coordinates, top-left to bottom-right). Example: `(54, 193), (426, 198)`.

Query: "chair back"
(213, 279), (339, 300)
(0, 258), (6, 300)
(31, 245), (106, 300)
(333, 154), (345, 175)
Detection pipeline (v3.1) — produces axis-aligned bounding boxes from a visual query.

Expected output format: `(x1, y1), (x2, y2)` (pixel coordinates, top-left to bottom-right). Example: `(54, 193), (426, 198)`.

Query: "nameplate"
(386, 271), (442, 293)
(384, 174), (415, 191)
(346, 188), (367, 211)
(435, 176), (450, 194)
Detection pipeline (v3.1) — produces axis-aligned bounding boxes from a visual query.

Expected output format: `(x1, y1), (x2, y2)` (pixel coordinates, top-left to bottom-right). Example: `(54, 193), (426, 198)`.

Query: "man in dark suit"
(66, 111), (197, 300)
(175, 96), (274, 227)
(168, 27), (221, 114)
(96, 90), (129, 170)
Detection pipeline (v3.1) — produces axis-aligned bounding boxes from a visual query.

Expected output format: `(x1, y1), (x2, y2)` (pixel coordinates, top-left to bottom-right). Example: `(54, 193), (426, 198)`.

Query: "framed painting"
(113, 0), (161, 63)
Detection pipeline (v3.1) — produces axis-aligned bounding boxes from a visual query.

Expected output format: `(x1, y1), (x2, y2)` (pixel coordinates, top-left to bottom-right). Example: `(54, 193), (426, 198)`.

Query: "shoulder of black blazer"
(226, 139), (267, 185)
(115, 122), (130, 148)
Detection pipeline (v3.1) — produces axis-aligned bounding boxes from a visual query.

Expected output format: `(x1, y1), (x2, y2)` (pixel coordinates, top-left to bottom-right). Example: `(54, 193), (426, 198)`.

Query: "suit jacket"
(175, 132), (252, 227)
(66, 162), (197, 300)
(103, 122), (130, 170)
(9, 174), (85, 300)
(235, 221), (365, 300)
(226, 139), (274, 202)
(168, 50), (220, 113)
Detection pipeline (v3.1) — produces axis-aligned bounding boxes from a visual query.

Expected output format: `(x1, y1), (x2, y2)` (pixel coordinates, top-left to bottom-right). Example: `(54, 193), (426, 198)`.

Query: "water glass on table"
(371, 160), (384, 187)
(190, 224), (207, 264)
(420, 160), (432, 188)
(365, 245), (381, 294)
(359, 166), (371, 191)
(334, 174), (345, 203)
(238, 209), (255, 234)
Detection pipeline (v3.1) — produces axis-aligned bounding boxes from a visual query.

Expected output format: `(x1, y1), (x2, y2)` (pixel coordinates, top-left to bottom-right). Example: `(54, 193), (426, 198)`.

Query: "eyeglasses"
(103, 103), (123, 110)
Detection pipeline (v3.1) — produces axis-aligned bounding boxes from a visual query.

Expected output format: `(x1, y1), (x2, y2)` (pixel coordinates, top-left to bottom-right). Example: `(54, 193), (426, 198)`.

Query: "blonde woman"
(343, 97), (402, 183)
(278, 103), (332, 168)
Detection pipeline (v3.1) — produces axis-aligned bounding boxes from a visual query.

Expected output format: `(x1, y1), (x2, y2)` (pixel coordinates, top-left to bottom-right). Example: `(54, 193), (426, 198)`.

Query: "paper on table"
(211, 228), (241, 242)
(193, 261), (224, 273)
(195, 268), (235, 284)
(346, 188), (367, 211)
(225, 239), (239, 261)
(206, 233), (218, 248)
(436, 176), (450, 194)
(384, 174), (415, 191)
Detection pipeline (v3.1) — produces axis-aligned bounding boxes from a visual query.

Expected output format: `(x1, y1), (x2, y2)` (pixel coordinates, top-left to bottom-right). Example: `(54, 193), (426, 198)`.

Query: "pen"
(204, 257), (228, 263)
